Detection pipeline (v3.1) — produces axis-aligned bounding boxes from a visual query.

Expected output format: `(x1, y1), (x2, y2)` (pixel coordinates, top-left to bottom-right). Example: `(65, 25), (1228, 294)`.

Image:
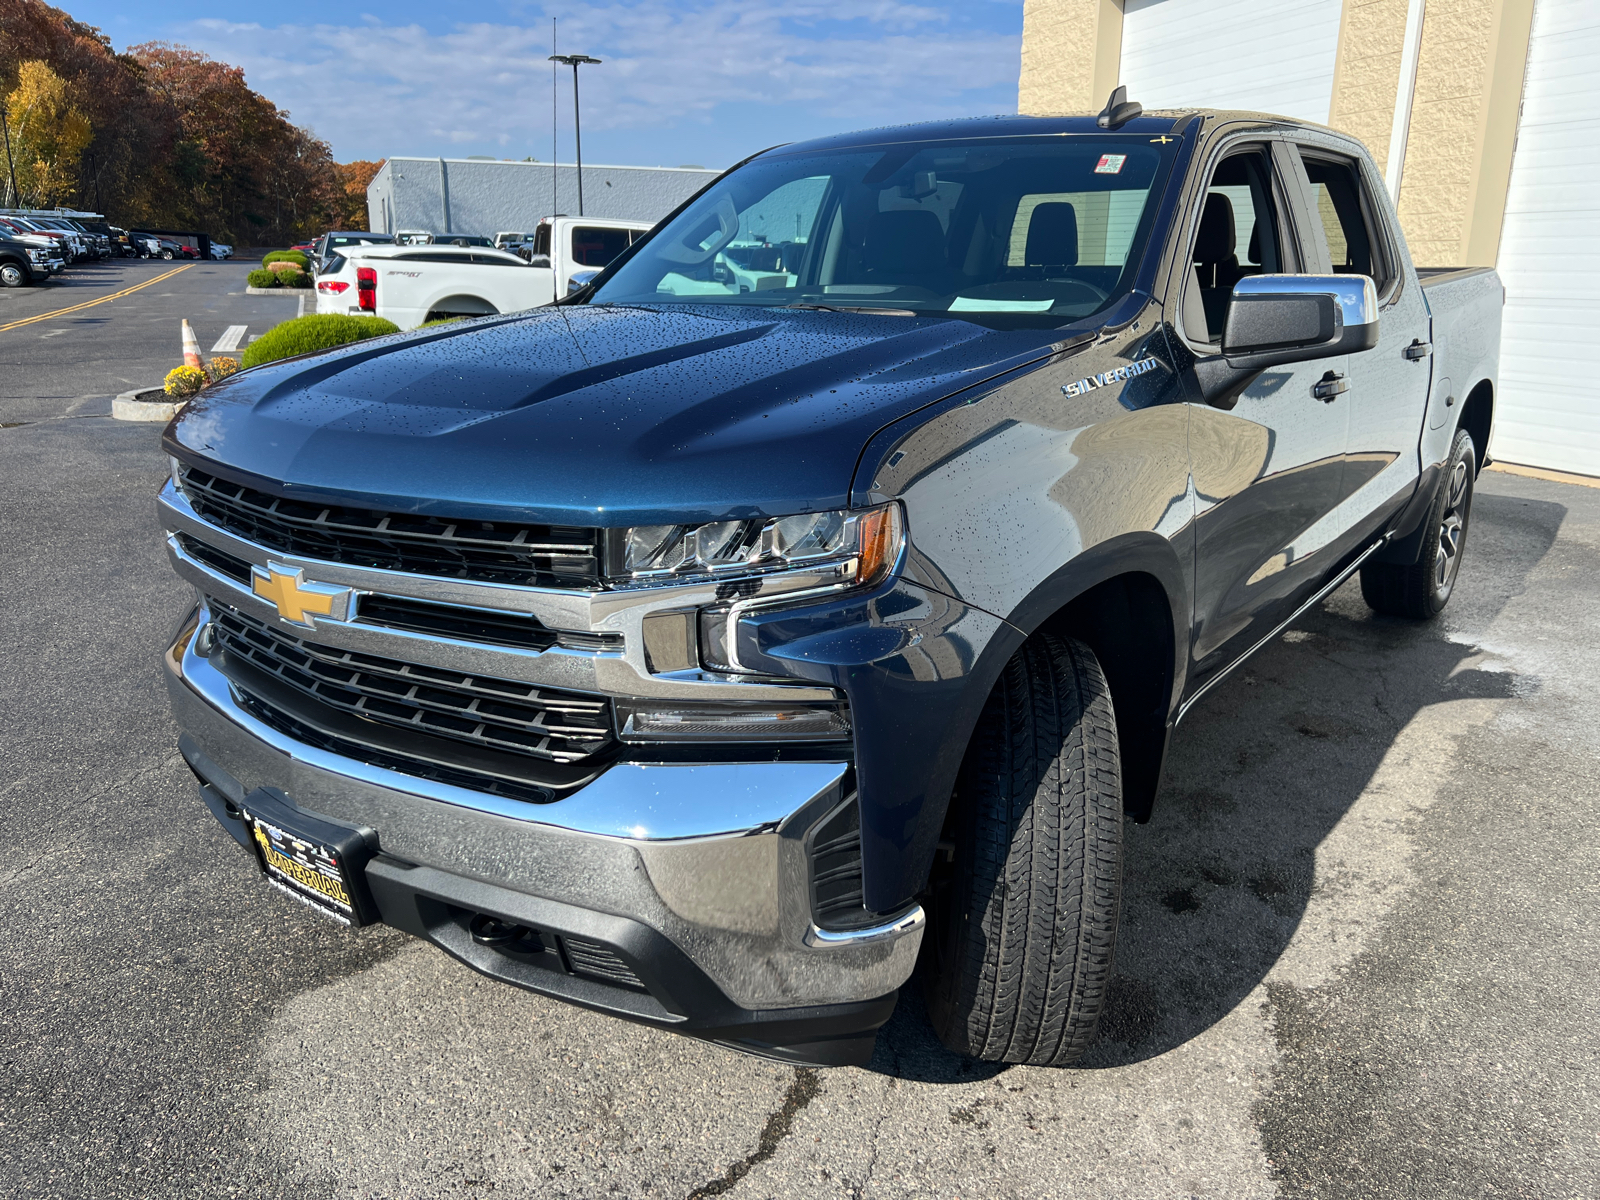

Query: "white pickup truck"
(315, 216), (651, 330)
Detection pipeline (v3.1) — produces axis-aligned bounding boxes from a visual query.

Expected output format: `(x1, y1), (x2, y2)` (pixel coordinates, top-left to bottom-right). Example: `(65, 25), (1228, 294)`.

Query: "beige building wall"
(1016, 0), (1537, 268)
(1394, 0), (1535, 266)
(1019, 0), (1124, 115)
(1326, 0), (1413, 169)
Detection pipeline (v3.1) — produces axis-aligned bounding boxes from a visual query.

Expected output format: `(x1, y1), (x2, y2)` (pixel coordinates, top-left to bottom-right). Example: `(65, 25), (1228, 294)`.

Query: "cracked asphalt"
(3, 265), (1598, 1198)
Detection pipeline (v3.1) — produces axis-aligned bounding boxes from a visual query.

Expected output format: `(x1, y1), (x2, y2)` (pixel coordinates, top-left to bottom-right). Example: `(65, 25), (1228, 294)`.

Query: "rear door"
(1182, 137), (1353, 692)
(1289, 143), (1431, 534)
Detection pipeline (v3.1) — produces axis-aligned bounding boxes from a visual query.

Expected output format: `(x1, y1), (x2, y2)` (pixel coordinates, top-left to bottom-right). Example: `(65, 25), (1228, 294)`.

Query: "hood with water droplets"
(168, 303), (1062, 526)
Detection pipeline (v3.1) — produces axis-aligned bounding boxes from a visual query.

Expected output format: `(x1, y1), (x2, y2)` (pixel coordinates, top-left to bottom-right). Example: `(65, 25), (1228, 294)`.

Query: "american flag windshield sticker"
(1095, 154), (1127, 175)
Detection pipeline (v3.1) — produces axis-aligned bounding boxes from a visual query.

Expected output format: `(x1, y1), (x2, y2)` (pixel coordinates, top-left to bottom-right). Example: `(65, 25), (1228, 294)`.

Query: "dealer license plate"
(239, 789), (377, 926)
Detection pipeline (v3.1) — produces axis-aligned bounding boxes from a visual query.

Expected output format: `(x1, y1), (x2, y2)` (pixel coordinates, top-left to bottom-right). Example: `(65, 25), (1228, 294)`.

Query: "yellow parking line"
(0, 264), (194, 333)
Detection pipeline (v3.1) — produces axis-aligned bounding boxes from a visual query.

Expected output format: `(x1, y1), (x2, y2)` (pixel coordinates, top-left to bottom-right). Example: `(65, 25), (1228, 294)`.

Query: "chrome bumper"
(164, 608), (923, 1010)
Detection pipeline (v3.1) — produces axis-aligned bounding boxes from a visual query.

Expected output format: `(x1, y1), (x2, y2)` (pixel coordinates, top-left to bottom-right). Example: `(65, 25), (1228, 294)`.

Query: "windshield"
(591, 135), (1179, 323)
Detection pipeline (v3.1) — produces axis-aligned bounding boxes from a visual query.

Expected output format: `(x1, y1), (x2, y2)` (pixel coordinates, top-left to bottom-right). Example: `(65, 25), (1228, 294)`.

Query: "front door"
(1292, 145), (1432, 535)
(1181, 139), (1354, 693)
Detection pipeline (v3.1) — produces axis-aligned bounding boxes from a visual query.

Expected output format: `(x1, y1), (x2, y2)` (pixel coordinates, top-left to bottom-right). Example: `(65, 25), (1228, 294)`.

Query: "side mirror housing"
(567, 268), (601, 296)
(1221, 274), (1379, 370)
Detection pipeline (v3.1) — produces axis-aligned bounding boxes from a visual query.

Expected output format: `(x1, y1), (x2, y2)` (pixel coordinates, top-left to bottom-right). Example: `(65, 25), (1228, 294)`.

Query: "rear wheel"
(1361, 427), (1477, 619)
(922, 633), (1123, 1066)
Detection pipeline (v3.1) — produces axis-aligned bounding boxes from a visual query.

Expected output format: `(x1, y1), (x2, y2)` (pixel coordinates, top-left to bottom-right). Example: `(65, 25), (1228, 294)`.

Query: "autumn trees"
(0, 0), (371, 244)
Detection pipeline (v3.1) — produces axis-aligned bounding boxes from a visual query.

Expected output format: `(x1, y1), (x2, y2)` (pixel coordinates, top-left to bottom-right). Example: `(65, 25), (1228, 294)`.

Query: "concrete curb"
(113, 388), (185, 423)
(246, 286), (308, 297)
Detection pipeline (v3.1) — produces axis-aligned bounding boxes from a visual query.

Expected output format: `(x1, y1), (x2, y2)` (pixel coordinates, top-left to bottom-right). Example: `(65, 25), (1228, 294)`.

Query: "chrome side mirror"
(1222, 274), (1379, 370)
(567, 269), (601, 296)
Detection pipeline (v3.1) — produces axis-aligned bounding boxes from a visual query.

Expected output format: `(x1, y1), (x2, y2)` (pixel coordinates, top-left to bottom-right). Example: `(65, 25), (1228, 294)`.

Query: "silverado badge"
(251, 563), (353, 627)
(1062, 356), (1161, 397)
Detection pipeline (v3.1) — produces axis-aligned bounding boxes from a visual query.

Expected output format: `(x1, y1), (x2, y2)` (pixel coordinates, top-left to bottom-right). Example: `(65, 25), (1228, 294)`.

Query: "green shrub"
(261, 250), (309, 270)
(246, 268), (278, 288)
(241, 314), (400, 369)
(419, 316), (464, 328)
(284, 270), (312, 289)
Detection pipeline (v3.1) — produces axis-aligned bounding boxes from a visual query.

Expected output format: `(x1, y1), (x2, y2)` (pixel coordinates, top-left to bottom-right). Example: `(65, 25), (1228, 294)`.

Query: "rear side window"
(570, 226), (632, 267)
(1299, 153), (1394, 293)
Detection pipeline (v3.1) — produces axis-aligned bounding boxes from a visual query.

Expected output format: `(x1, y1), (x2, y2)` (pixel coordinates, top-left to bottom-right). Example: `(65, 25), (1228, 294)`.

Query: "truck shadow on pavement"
(870, 488), (1562, 1082)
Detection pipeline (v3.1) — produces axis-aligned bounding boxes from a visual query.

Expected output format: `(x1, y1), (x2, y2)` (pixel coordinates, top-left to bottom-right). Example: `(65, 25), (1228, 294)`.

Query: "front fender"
(737, 529), (1188, 912)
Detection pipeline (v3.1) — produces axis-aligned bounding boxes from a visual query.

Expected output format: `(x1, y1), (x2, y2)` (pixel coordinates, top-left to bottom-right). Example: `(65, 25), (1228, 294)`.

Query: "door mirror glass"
(1222, 273), (1378, 369)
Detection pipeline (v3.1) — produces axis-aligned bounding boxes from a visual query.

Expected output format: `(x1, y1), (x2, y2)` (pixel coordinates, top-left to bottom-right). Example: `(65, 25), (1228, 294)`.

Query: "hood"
(168, 304), (1067, 526)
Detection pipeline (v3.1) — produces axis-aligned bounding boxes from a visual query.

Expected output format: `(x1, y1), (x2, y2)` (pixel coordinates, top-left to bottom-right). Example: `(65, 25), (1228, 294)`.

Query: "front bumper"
(165, 607), (923, 1065)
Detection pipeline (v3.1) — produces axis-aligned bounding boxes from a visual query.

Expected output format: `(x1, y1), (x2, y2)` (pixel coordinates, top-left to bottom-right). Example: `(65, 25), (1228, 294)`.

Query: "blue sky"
(68, 1), (1024, 168)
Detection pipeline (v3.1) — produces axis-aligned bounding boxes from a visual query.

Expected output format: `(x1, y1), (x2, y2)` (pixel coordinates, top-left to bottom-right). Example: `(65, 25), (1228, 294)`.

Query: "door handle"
(1404, 339), (1432, 360)
(1313, 371), (1348, 402)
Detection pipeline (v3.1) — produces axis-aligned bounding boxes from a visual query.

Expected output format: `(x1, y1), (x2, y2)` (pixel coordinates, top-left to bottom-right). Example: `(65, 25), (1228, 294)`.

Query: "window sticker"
(1094, 154), (1127, 175)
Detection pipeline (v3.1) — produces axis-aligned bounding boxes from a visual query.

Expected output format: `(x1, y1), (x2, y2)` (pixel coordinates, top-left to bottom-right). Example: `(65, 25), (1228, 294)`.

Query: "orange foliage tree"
(332, 160), (382, 230)
(0, 0), (374, 244)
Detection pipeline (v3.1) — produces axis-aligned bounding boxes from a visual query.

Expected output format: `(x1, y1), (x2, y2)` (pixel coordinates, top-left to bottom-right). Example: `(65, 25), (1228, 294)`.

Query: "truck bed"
(1414, 265), (1503, 470)
(1417, 266), (1498, 288)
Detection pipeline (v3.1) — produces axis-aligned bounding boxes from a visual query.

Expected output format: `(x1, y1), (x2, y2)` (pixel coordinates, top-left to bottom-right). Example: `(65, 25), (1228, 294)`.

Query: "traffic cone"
(182, 319), (203, 369)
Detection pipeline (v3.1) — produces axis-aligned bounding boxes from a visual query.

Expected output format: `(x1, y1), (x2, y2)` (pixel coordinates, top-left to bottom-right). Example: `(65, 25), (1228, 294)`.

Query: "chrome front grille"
(209, 602), (615, 765)
(177, 465), (602, 588)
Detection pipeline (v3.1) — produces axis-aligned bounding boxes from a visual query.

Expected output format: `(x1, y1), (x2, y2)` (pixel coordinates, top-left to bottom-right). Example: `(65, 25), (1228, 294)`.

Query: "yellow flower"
(164, 365), (207, 398)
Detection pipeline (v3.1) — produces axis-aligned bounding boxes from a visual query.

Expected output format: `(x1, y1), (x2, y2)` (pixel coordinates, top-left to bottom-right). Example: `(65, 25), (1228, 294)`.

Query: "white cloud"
(179, 1), (1020, 163)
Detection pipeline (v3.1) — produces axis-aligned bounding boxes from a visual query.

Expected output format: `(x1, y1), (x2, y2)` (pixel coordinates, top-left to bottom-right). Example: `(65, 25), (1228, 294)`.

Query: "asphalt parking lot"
(0, 258), (302, 424)
(2, 266), (1597, 1199)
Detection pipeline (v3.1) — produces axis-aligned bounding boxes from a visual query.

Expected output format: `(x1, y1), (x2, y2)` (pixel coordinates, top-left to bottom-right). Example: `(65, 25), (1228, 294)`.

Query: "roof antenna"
(1097, 85), (1143, 129)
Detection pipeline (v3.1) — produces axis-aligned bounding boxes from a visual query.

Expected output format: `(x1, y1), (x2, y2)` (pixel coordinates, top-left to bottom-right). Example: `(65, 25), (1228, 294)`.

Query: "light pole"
(0, 97), (19, 209)
(547, 54), (601, 216)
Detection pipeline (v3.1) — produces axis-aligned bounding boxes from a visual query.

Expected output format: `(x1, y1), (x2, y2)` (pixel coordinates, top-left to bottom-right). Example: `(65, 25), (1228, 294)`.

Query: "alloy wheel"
(1434, 459), (1470, 598)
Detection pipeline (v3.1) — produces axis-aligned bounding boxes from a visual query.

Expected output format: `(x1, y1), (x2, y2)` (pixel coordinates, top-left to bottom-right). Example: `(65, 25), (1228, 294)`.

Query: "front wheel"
(0, 262), (28, 288)
(161, 249), (174, 260)
(922, 633), (1123, 1066)
(1361, 427), (1477, 619)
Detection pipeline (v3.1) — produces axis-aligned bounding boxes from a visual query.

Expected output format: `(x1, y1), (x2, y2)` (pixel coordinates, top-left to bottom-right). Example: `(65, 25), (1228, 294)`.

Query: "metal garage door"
(1118, 0), (1345, 123)
(1492, 0), (1600, 477)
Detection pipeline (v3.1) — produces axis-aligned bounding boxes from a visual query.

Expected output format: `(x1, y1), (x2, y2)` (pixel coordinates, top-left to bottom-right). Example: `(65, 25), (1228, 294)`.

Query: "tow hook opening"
(468, 913), (548, 959)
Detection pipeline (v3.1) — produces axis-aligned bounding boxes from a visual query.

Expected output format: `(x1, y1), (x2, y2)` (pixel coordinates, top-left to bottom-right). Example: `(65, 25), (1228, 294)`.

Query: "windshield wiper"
(782, 302), (919, 316)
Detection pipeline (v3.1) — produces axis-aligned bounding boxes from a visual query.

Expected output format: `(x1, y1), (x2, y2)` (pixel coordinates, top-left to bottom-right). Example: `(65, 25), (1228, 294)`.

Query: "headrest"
(863, 209), (945, 275)
(1195, 192), (1236, 263)
(1025, 202), (1078, 267)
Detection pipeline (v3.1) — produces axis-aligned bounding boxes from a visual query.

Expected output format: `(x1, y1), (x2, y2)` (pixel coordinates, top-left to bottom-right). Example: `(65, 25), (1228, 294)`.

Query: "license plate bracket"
(239, 787), (380, 926)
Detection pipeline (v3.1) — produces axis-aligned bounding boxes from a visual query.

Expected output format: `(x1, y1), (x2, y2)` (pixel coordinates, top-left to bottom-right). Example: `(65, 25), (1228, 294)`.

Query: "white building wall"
(1118, 0), (1346, 124)
(366, 159), (720, 238)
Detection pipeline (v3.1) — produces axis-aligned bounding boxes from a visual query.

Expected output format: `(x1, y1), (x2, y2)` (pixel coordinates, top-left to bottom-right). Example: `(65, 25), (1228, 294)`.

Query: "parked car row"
(0, 210), (104, 281)
(0, 207), (232, 287)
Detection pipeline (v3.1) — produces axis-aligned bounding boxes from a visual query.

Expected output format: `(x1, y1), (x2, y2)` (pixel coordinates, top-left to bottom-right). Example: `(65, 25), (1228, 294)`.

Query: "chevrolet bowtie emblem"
(251, 563), (353, 627)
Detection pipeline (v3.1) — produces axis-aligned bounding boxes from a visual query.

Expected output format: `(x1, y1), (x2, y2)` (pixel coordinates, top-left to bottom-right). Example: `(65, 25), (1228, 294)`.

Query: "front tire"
(1361, 427), (1477, 619)
(0, 262), (27, 288)
(922, 634), (1123, 1066)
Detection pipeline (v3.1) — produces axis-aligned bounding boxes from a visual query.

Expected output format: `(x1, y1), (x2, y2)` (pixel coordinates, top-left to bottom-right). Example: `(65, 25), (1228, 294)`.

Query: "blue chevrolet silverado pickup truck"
(159, 92), (1502, 1067)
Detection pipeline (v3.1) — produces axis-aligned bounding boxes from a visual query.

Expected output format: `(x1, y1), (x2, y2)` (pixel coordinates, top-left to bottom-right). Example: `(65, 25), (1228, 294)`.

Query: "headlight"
(611, 502), (902, 589)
